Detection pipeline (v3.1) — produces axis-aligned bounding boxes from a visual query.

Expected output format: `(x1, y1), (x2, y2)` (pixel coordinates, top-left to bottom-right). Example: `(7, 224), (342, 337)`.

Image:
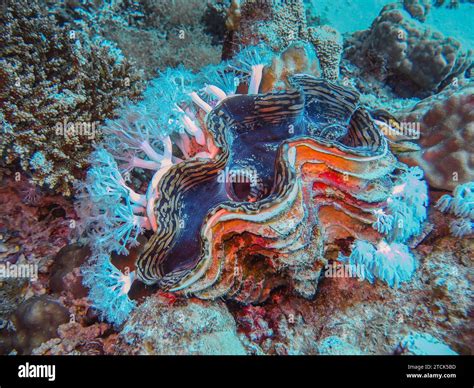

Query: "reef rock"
(10, 295), (70, 354)
(115, 295), (246, 355)
(32, 322), (111, 355)
(49, 244), (90, 298)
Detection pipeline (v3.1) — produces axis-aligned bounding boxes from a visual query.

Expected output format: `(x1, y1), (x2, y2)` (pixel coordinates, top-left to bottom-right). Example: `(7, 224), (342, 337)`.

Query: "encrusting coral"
(339, 166), (428, 288)
(0, 0), (470, 356)
(307, 25), (343, 81)
(0, 0), (144, 195)
(399, 331), (458, 355)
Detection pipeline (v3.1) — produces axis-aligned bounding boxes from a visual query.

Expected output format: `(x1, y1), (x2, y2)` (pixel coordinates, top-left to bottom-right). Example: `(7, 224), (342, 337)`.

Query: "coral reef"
(344, 3), (472, 98)
(396, 83), (474, 190)
(399, 332), (458, 355)
(0, 0), (144, 195)
(0, 0), (472, 358)
(76, 34), (429, 325)
(224, 0), (343, 81)
(48, 0), (224, 79)
(402, 0), (432, 22)
(433, 0), (471, 8)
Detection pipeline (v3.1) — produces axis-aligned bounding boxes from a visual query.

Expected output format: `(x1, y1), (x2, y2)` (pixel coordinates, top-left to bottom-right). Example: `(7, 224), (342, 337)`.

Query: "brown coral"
(307, 25), (343, 81)
(260, 41), (321, 92)
(0, 0), (144, 195)
(403, 0), (432, 22)
(344, 3), (472, 98)
(396, 83), (474, 190)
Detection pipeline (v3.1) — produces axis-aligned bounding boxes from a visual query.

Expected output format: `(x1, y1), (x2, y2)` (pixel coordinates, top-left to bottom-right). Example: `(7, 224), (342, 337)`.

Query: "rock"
(49, 243), (90, 298)
(115, 295), (246, 355)
(32, 322), (110, 355)
(318, 336), (364, 355)
(403, 0), (431, 22)
(10, 295), (70, 354)
(399, 332), (458, 355)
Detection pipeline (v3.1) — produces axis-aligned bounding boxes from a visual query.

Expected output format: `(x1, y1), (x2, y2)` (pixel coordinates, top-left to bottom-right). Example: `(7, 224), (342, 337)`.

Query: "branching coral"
(435, 182), (474, 237)
(0, 0), (144, 195)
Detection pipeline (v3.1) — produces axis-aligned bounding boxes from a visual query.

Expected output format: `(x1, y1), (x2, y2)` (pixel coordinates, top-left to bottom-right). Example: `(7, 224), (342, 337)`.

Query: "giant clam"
(80, 45), (427, 323)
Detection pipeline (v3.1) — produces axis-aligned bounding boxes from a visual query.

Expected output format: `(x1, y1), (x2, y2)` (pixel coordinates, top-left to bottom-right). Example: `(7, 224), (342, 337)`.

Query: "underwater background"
(0, 0), (472, 355)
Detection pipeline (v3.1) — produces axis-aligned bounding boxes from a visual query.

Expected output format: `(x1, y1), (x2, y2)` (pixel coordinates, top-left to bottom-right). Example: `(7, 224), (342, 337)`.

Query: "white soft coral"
(435, 182), (474, 237)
